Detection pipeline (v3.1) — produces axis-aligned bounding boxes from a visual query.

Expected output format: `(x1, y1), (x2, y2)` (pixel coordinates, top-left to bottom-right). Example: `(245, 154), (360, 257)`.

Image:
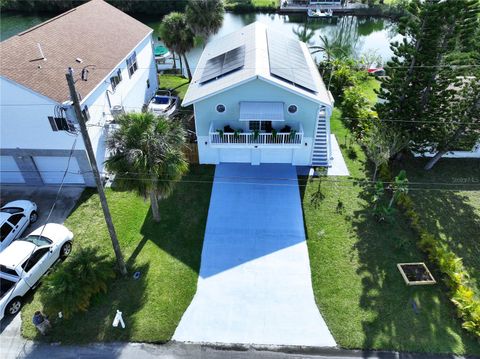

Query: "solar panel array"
(266, 29), (318, 93)
(200, 46), (246, 84)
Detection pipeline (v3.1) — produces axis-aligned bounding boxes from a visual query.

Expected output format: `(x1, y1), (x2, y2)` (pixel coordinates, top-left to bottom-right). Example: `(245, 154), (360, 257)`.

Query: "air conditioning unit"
(111, 105), (125, 117)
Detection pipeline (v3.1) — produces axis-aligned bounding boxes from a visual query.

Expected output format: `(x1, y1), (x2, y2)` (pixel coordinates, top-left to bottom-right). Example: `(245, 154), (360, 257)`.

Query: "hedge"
(398, 194), (480, 337)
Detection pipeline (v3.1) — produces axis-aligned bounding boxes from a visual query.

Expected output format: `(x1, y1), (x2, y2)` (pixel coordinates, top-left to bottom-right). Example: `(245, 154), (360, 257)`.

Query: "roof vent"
(37, 43), (46, 61)
(76, 58), (83, 63)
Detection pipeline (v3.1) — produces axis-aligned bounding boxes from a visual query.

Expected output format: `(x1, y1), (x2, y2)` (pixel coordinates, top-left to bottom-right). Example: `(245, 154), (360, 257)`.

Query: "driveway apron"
(173, 163), (336, 347)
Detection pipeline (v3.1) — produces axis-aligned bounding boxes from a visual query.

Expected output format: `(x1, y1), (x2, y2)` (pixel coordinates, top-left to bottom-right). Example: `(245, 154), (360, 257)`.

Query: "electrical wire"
(0, 136), (78, 317)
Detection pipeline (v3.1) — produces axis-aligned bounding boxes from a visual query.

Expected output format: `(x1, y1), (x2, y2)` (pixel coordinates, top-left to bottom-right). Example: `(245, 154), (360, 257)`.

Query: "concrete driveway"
(173, 164), (336, 347)
(0, 185), (84, 358)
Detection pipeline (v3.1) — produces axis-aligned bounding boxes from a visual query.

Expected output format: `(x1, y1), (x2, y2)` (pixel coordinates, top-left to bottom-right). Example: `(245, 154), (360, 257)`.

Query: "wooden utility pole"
(66, 68), (127, 275)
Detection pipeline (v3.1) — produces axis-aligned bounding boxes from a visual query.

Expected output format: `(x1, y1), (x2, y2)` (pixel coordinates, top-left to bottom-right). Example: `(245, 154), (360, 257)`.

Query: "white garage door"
(0, 156), (25, 184)
(34, 156), (85, 184)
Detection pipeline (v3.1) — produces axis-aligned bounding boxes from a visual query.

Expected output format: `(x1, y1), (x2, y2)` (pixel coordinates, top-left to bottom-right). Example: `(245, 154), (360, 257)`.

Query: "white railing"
(209, 123), (304, 146)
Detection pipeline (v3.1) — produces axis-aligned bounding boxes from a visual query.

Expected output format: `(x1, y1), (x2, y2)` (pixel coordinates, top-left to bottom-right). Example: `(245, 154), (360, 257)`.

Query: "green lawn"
(21, 165), (214, 343)
(394, 159), (480, 291)
(302, 78), (480, 355)
(158, 74), (190, 100)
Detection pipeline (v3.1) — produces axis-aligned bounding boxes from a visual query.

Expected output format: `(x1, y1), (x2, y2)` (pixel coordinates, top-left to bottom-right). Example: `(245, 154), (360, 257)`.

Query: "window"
(216, 104), (226, 113)
(21, 248), (49, 273)
(288, 104), (298, 114)
(0, 223), (13, 242)
(0, 265), (17, 277)
(82, 105), (90, 121)
(18, 235), (52, 247)
(249, 121), (272, 131)
(110, 69), (122, 91)
(48, 117), (75, 132)
(8, 214), (24, 226)
(126, 51), (138, 78)
(1, 207), (22, 214)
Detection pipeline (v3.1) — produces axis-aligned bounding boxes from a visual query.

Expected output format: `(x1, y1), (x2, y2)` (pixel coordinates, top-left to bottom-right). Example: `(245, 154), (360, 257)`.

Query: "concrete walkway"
(327, 135), (349, 176)
(173, 164), (336, 347)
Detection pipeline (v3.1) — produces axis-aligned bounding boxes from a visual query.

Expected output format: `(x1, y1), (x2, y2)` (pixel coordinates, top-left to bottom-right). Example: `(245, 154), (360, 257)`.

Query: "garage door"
(34, 156), (85, 184)
(0, 156), (25, 184)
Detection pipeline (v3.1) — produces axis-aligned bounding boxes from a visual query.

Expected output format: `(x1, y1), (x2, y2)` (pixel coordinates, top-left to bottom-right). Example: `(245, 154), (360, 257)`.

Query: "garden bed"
(397, 263), (436, 286)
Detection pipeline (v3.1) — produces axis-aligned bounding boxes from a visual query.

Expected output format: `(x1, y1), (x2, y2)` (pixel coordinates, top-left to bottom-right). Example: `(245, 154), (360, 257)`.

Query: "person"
(32, 311), (50, 335)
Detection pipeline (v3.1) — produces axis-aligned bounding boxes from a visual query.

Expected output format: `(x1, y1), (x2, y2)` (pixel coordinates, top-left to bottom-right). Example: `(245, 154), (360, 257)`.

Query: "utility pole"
(66, 68), (127, 275)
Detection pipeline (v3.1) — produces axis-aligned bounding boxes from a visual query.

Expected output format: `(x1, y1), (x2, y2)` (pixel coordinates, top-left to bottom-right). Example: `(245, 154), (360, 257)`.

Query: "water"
(1, 11), (401, 70)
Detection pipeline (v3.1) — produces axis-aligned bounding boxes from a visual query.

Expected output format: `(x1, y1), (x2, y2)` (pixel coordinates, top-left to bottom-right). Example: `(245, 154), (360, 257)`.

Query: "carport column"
(13, 151), (43, 185)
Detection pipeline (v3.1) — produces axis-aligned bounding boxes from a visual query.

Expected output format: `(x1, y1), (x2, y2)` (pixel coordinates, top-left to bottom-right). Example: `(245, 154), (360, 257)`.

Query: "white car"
(0, 200), (38, 252)
(0, 223), (73, 320)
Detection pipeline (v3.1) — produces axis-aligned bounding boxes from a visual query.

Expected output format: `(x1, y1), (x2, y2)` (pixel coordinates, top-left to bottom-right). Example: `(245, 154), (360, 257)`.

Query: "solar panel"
(266, 29), (318, 93)
(200, 46), (245, 84)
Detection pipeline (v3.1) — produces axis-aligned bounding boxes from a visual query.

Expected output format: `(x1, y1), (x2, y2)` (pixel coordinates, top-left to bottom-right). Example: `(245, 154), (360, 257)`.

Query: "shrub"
(341, 86), (376, 139)
(39, 248), (115, 319)
(398, 195), (480, 337)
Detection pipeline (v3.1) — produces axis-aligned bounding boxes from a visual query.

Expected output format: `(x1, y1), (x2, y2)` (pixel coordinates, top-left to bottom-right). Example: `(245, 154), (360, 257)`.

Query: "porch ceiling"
(239, 101), (284, 121)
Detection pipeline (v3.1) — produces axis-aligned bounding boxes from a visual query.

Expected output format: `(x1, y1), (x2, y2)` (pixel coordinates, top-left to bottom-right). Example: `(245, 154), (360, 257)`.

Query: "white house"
(182, 22), (334, 166)
(0, 0), (158, 186)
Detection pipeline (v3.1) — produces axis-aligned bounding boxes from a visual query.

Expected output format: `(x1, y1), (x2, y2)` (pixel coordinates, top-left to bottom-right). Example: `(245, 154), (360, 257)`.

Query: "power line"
(3, 168), (477, 191)
(0, 136), (78, 318)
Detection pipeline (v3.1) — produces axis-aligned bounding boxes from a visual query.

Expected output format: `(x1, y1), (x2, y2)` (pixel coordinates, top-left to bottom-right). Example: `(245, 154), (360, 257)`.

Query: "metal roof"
(182, 22), (332, 107)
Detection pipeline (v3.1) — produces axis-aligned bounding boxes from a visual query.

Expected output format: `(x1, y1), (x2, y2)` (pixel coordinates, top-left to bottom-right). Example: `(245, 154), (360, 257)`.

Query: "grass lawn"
(395, 159), (480, 291)
(21, 165), (214, 343)
(158, 74), (190, 100)
(302, 77), (480, 354)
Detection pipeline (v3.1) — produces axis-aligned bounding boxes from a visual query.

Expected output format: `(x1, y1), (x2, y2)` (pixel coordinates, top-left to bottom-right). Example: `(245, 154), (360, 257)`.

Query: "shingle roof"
(0, 0), (152, 103)
(182, 22), (333, 107)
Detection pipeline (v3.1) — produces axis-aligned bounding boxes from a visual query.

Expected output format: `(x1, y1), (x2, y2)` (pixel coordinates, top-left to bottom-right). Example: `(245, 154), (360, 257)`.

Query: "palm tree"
(292, 22), (315, 45)
(310, 34), (342, 62)
(159, 12), (195, 80)
(105, 112), (188, 222)
(185, 0), (224, 45)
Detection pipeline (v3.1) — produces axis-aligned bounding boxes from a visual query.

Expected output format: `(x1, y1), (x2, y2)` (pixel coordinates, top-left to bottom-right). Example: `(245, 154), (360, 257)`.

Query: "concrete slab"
(173, 164), (336, 347)
(0, 185), (84, 356)
(327, 135), (349, 176)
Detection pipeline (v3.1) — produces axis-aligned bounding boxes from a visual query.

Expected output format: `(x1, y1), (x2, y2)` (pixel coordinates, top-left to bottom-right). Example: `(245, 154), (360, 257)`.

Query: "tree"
(362, 122), (409, 181)
(185, 0), (224, 45)
(105, 112), (188, 222)
(293, 22), (315, 44)
(159, 12), (195, 80)
(376, 0), (480, 169)
(389, 170), (409, 208)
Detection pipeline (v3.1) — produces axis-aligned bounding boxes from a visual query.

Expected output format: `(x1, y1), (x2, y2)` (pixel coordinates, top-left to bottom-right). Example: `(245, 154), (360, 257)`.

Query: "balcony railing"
(209, 123), (304, 146)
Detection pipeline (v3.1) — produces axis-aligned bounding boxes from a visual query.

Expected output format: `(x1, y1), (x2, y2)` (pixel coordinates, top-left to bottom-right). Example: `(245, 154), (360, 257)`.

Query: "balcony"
(208, 122), (304, 147)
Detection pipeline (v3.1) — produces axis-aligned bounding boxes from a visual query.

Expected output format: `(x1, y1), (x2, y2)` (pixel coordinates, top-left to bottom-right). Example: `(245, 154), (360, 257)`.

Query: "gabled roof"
(0, 0), (152, 103)
(182, 22), (333, 107)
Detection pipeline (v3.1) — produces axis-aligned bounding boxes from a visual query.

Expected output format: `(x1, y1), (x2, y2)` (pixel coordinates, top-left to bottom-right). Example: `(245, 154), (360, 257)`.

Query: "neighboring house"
(0, 0), (158, 186)
(183, 22), (334, 166)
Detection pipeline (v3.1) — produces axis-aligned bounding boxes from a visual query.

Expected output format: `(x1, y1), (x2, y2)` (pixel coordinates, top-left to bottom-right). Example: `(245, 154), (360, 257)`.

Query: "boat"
(154, 44), (176, 71)
(367, 63), (385, 76)
(147, 90), (179, 117)
(308, 7), (333, 18)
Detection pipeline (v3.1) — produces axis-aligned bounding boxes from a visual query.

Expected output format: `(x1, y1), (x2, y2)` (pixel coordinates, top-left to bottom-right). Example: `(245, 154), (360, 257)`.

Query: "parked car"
(0, 223), (73, 320)
(0, 200), (38, 252)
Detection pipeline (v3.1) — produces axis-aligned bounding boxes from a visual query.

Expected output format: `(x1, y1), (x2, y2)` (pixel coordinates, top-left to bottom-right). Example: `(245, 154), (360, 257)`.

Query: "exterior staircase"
(311, 109), (329, 167)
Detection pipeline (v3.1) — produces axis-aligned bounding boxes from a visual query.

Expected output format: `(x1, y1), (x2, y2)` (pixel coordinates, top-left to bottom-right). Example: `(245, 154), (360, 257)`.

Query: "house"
(0, 0), (158, 186)
(182, 22), (334, 166)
